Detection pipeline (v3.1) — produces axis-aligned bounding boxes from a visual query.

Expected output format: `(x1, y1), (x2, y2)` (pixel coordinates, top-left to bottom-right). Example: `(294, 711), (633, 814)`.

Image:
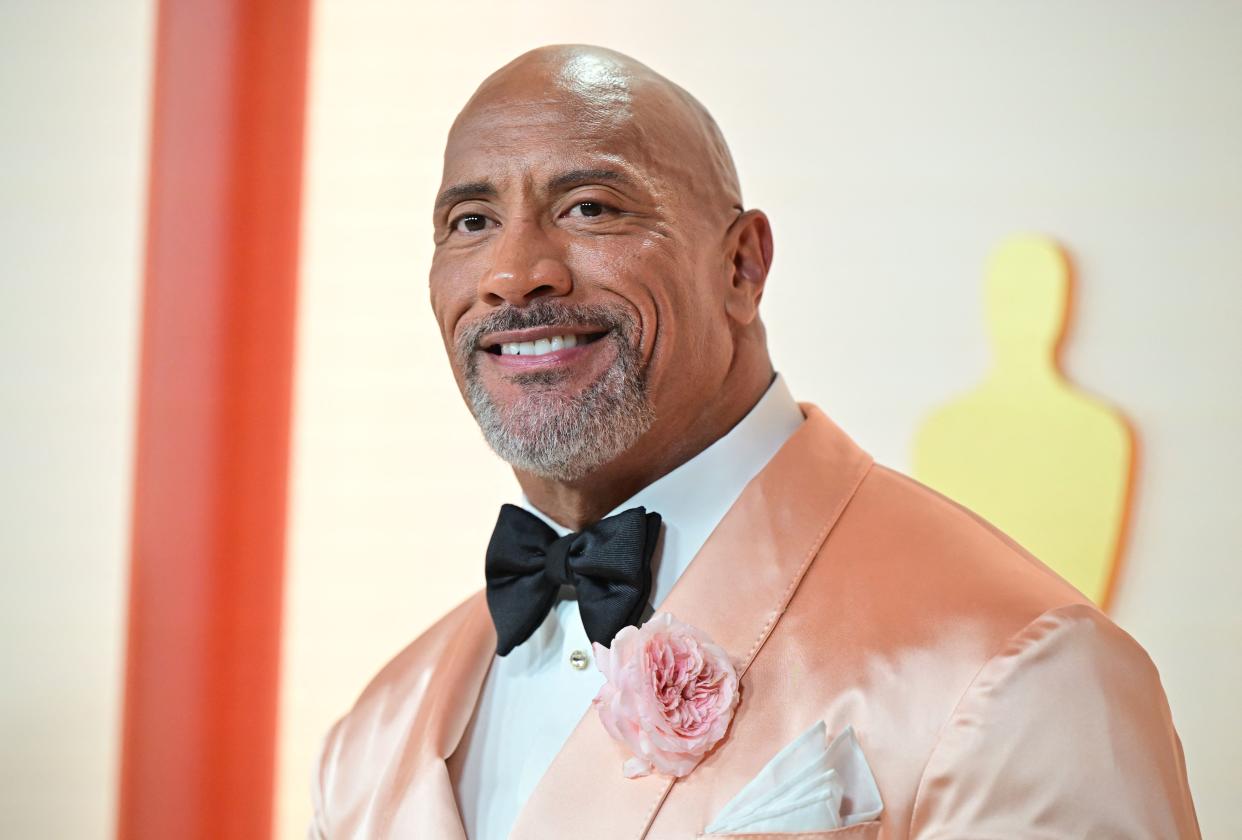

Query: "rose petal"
(622, 756), (652, 779)
(593, 612), (739, 779)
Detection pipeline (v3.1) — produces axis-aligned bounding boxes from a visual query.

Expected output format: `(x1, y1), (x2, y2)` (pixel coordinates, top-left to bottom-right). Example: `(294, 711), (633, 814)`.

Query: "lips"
(479, 325), (609, 358)
(478, 325), (612, 371)
(490, 333), (611, 360)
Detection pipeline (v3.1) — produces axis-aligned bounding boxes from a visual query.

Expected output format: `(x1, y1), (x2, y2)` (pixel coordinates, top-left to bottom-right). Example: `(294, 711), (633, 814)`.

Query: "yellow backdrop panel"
(914, 235), (1133, 607)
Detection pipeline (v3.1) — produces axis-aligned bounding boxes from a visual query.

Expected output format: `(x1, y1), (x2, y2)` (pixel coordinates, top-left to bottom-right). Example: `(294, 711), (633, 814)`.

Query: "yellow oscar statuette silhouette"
(913, 235), (1134, 608)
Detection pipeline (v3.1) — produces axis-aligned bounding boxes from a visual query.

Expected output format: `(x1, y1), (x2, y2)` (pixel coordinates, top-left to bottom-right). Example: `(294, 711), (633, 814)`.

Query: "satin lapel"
(395, 593), (496, 839)
(510, 406), (874, 839)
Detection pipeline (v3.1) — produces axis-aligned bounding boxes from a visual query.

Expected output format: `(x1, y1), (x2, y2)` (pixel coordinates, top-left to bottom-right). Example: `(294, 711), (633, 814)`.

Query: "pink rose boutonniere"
(592, 612), (740, 779)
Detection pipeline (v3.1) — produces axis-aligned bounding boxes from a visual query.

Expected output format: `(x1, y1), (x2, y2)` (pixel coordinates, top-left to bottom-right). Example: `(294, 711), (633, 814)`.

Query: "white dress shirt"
(452, 375), (804, 840)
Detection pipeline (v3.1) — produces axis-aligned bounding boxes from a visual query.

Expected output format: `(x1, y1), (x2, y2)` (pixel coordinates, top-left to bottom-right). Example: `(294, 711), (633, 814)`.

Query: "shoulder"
(769, 448), (1197, 832)
(831, 461), (1093, 623)
(777, 409), (1096, 678)
(908, 602), (1200, 837)
(789, 459), (1102, 718)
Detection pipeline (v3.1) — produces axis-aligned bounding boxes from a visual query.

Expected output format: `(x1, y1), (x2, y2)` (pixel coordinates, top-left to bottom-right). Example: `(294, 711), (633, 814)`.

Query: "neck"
(515, 363), (773, 531)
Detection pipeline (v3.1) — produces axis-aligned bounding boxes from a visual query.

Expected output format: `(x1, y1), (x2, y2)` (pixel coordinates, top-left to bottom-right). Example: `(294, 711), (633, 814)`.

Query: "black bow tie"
(484, 503), (662, 656)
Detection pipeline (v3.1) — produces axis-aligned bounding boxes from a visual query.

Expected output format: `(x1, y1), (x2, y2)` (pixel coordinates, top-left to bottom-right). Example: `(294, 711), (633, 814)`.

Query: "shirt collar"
(520, 373), (804, 606)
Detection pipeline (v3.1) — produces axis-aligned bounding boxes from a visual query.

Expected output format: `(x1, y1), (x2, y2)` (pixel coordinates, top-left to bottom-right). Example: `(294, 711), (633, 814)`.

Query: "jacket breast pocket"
(698, 820), (883, 840)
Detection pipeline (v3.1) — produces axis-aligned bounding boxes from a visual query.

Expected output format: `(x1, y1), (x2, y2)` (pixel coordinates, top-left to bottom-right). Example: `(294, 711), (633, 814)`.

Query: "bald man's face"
(430, 59), (746, 480)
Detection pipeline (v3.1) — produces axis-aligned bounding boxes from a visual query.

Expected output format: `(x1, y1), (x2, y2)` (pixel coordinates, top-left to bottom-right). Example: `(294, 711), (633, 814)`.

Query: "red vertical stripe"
(119, 1), (310, 838)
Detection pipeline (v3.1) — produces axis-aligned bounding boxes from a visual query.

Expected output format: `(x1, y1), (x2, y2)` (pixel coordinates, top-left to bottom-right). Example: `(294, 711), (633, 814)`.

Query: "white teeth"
(498, 334), (585, 356)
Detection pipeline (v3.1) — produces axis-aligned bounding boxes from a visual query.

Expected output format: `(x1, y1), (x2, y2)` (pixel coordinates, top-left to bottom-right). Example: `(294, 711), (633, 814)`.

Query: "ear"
(723, 209), (774, 326)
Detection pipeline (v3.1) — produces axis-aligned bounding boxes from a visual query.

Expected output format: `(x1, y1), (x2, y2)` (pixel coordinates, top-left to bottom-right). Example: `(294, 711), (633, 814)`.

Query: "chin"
(466, 350), (655, 482)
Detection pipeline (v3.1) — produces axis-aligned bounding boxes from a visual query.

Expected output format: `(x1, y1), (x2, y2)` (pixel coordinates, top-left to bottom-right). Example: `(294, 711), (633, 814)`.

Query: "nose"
(478, 220), (573, 307)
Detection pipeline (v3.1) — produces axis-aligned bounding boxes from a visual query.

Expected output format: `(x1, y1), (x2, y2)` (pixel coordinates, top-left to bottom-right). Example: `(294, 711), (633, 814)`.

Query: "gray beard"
(459, 303), (655, 481)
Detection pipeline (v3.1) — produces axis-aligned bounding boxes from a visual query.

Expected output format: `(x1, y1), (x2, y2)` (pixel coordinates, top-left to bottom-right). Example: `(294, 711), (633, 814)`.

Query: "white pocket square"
(705, 721), (883, 834)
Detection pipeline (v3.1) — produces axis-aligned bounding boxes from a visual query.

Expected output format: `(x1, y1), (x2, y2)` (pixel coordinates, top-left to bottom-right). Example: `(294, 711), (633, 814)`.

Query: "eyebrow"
(434, 181), (497, 211)
(546, 168), (634, 193)
(434, 168), (638, 212)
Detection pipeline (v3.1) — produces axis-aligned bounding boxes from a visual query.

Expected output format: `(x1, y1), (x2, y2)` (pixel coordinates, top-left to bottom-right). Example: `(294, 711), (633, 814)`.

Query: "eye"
(566, 201), (607, 218)
(452, 213), (493, 234)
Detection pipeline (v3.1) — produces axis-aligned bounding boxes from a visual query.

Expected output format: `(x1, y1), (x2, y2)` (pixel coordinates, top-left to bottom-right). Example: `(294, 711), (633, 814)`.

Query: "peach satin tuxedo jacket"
(312, 405), (1200, 839)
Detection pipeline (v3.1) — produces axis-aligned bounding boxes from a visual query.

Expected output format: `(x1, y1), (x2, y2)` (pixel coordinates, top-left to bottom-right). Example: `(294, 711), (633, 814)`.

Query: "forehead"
(440, 88), (688, 199)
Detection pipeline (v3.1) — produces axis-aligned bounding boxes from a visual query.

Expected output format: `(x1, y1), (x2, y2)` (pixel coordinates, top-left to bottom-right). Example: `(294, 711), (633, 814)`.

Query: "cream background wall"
(0, 1), (154, 837)
(282, 2), (1241, 837)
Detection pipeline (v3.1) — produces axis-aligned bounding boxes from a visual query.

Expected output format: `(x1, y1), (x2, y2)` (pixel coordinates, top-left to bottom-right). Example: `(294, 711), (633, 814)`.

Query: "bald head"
(447, 45), (742, 216)
(430, 45), (774, 522)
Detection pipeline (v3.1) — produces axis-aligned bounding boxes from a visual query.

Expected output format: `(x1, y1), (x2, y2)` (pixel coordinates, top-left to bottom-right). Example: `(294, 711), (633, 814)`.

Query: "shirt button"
(568, 649), (590, 671)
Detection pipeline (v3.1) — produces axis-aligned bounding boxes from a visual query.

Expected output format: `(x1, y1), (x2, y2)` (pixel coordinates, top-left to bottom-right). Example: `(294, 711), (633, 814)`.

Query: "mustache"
(456, 300), (636, 361)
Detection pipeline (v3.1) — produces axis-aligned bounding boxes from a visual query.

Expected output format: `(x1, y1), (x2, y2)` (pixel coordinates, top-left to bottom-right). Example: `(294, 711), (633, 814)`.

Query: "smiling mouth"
(482, 331), (609, 358)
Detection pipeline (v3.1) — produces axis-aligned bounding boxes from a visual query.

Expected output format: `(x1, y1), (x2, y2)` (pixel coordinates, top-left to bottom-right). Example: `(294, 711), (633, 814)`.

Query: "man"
(311, 45), (1199, 838)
